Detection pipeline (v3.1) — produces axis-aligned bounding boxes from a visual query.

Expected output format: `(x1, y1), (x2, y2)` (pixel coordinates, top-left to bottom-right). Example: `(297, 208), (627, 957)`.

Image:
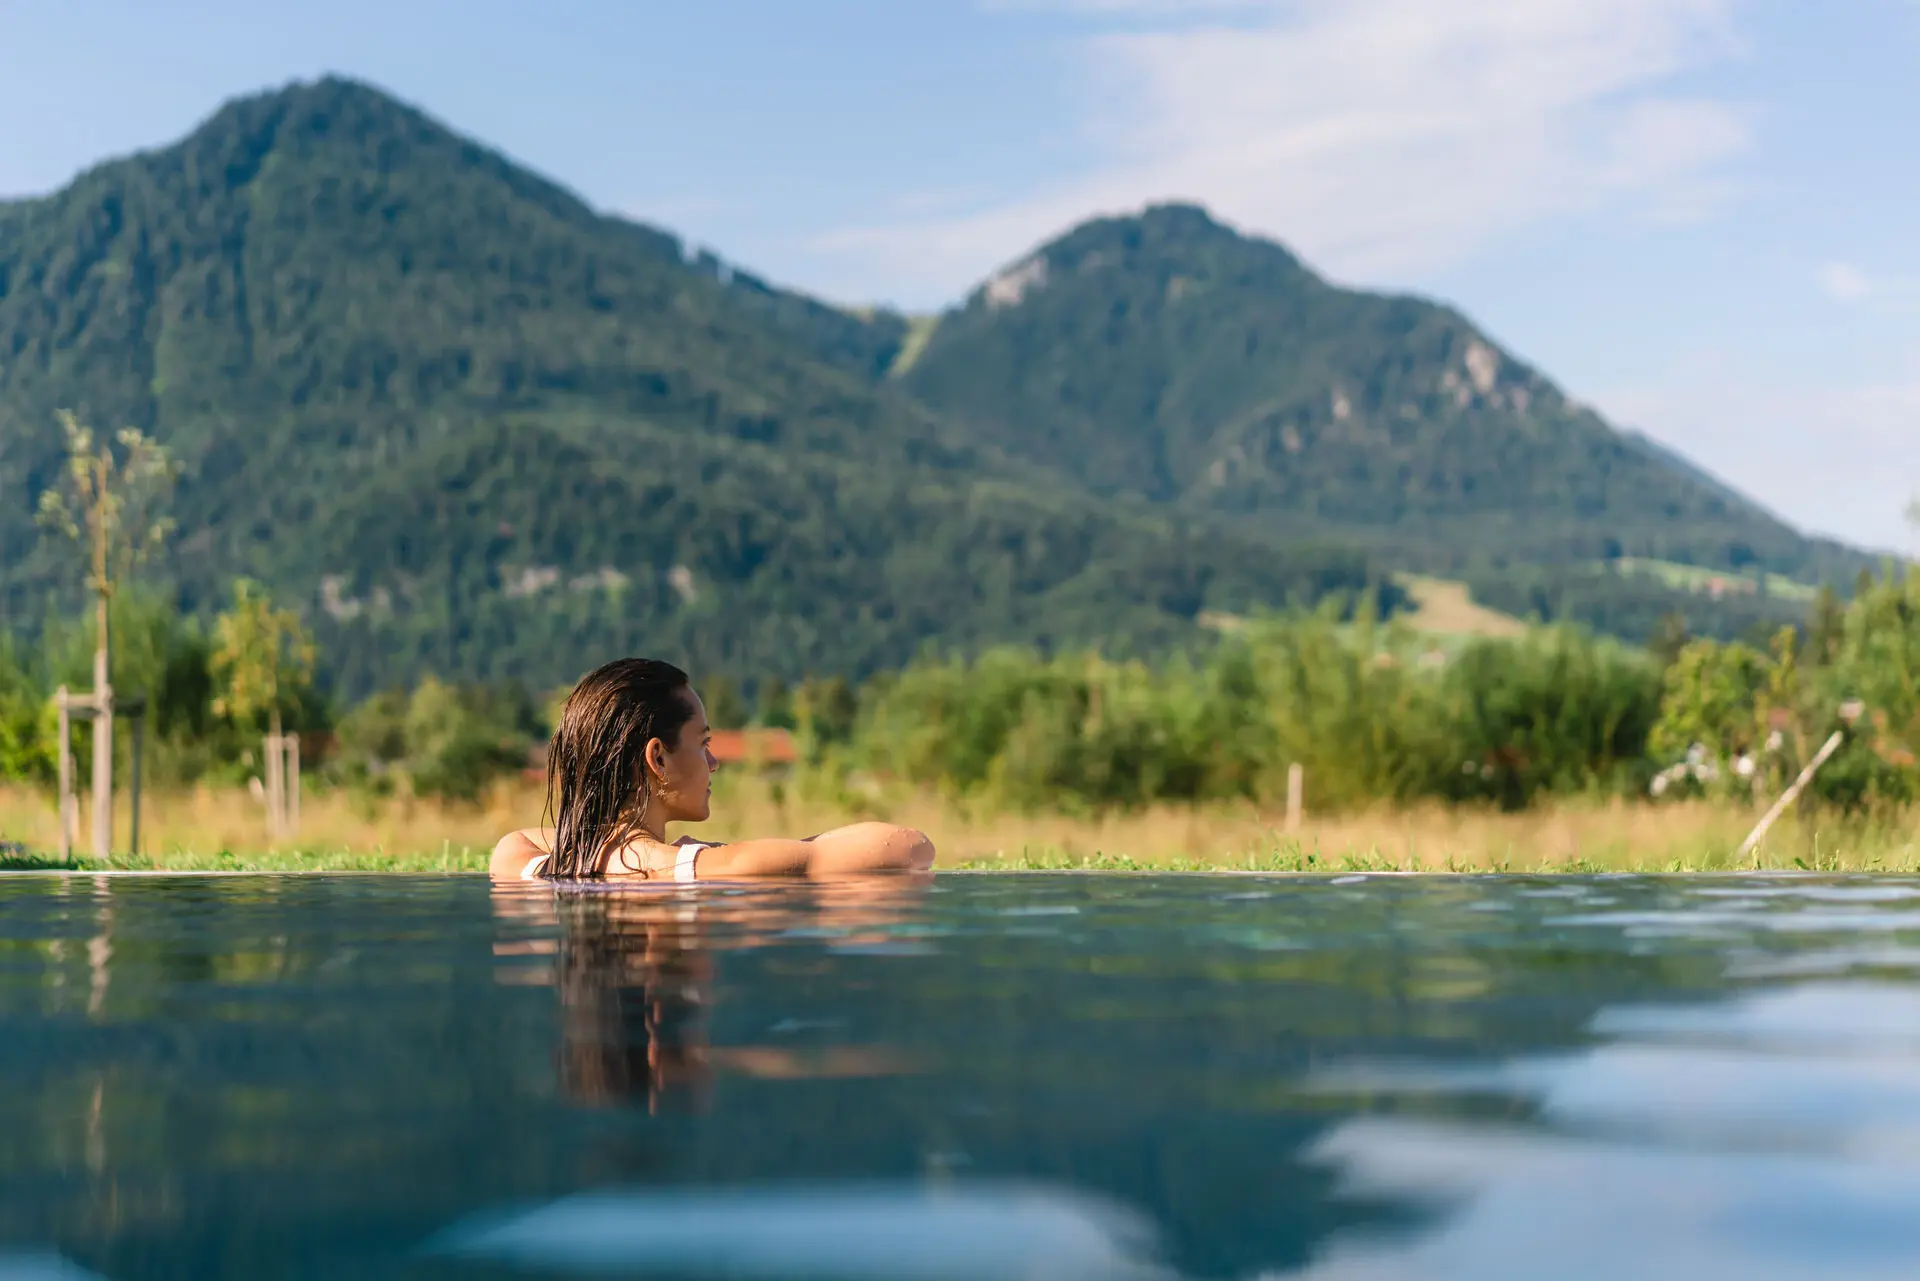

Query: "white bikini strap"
(673, 843), (701, 883)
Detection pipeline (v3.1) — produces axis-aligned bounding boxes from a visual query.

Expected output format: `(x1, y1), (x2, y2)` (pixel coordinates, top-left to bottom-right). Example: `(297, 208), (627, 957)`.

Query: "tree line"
(7, 567), (1917, 825)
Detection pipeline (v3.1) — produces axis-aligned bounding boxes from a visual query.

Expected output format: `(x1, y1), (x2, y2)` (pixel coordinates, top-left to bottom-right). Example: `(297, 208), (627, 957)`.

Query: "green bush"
(0, 637), (52, 783)
(1441, 628), (1662, 808)
(333, 678), (536, 801)
(1639, 573), (1920, 812)
(844, 609), (1662, 813)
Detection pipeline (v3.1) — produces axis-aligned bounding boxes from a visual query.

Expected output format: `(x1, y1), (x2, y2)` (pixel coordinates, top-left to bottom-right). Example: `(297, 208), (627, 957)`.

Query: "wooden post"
(286, 733), (300, 840)
(1737, 730), (1846, 862)
(90, 641), (112, 861)
(257, 731), (299, 840)
(1286, 763), (1305, 834)
(129, 703), (144, 858)
(56, 687), (73, 861)
(263, 732), (284, 840)
(54, 688), (146, 861)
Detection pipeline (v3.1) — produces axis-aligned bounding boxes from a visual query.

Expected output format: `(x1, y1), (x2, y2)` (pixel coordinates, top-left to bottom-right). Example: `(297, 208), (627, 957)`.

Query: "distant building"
(709, 729), (798, 771)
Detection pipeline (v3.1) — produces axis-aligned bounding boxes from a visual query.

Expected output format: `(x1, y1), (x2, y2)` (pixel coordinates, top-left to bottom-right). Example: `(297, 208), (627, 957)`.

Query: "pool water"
(3, 872), (1920, 1279)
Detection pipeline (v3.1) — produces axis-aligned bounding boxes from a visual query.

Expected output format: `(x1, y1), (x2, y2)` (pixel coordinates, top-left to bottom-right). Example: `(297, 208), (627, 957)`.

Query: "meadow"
(4, 773), (1915, 875)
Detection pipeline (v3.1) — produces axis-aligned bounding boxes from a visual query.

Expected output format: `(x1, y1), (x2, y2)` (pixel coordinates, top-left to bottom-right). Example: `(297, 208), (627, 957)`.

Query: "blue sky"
(3, 0), (1916, 553)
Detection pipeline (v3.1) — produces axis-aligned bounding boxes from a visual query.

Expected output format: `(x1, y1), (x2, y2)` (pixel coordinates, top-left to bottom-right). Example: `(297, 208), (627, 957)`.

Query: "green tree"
(34, 410), (180, 852)
(0, 637), (51, 782)
(1808, 584), (1846, 666)
(402, 679), (528, 802)
(1440, 628), (1662, 809)
(1647, 611), (1692, 669)
(34, 410), (179, 619)
(703, 675), (747, 730)
(1648, 639), (1769, 779)
(210, 580), (315, 742)
(332, 680), (530, 801)
(756, 677), (795, 730)
(793, 676), (859, 759)
(1819, 567), (1920, 805)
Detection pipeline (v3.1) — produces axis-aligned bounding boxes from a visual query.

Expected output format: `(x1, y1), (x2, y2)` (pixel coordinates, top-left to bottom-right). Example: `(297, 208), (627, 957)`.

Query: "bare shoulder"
(488, 828), (550, 879)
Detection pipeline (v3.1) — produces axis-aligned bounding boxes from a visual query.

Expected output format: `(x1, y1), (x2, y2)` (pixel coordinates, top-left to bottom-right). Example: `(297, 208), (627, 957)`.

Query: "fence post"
(56, 688), (72, 861)
(286, 734), (300, 840)
(1286, 763), (1305, 834)
(91, 682), (112, 861)
(130, 702), (144, 858)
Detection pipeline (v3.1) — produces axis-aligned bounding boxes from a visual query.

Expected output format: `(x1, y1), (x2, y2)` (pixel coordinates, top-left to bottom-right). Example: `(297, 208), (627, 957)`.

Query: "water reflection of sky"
(4, 874), (1920, 1278)
(1288, 885), (1920, 1281)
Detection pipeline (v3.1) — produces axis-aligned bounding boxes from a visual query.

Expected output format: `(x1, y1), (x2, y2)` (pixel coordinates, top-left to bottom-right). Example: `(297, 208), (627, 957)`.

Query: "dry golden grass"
(0, 780), (525, 871)
(747, 783), (1916, 872)
(2, 773), (1915, 874)
(1395, 574), (1529, 639)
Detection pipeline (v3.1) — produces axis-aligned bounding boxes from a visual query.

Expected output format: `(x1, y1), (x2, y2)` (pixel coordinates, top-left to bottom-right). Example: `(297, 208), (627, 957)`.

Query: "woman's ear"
(643, 736), (670, 781)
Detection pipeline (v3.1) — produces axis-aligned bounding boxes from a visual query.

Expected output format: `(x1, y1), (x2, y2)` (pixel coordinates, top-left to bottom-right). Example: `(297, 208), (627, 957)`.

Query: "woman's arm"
(488, 823), (933, 879)
(697, 822), (935, 879)
(489, 827), (551, 879)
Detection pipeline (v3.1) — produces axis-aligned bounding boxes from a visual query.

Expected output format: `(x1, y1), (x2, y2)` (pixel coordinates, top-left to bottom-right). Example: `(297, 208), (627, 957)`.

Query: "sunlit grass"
(2, 773), (1915, 875)
(1608, 556), (1820, 604)
(1394, 574), (1529, 639)
(884, 314), (942, 378)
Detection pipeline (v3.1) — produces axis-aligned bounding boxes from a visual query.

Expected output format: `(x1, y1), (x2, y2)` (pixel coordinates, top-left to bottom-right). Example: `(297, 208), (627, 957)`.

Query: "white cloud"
(1818, 261), (1875, 302)
(816, 0), (1749, 304)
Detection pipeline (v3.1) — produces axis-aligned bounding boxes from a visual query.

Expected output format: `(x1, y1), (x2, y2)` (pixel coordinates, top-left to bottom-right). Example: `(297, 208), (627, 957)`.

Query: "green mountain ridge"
(900, 204), (1861, 582)
(0, 77), (1865, 694)
(0, 78), (1379, 693)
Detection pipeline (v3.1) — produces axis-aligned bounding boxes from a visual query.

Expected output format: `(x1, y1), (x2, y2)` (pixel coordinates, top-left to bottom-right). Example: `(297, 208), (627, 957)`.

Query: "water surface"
(2, 872), (1918, 1279)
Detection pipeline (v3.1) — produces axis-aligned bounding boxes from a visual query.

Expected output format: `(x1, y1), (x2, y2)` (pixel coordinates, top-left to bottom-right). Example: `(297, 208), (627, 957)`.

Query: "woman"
(490, 658), (934, 880)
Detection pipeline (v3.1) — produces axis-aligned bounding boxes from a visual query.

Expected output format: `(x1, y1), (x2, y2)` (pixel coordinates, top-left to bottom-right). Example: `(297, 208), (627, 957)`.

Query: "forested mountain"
(0, 78), (1864, 694)
(900, 205), (1864, 583)
(0, 78), (1375, 693)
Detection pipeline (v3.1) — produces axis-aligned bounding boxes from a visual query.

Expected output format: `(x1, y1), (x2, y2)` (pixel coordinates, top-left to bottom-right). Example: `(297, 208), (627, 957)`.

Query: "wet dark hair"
(543, 658), (697, 878)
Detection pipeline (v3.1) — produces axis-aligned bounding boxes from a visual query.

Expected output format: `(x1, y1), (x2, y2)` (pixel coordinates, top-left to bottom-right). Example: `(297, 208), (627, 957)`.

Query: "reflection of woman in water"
(491, 658), (934, 881)
(500, 881), (928, 1112)
(552, 891), (714, 1113)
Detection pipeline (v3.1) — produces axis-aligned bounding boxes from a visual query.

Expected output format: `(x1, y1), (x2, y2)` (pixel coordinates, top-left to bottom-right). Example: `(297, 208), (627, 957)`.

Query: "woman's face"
(648, 689), (718, 824)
